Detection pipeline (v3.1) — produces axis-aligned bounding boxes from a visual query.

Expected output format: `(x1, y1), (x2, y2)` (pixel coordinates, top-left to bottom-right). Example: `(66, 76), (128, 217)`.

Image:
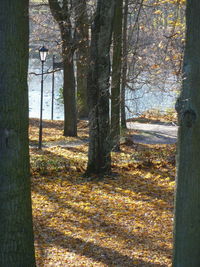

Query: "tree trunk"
(48, 0), (77, 136)
(0, 1), (36, 266)
(74, 0), (89, 119)
(111, 0), (123, 151)
(173, 1), (200, 266)
(86, 0), (116, 176)
(62, 36), (77, 137)
(121, 0), (128, 129)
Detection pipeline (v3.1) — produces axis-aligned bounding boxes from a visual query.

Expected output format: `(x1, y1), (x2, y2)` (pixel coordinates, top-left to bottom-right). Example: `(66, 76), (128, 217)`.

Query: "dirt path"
(127, 122), (178, 144)
(30, 120), (178, 148)
(42, 122), (178, 147)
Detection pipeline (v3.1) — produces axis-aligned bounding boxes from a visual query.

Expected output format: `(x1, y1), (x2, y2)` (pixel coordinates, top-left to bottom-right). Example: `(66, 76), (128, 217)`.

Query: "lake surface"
(29, 58), (64, 120)
(28, 58), (179, 120)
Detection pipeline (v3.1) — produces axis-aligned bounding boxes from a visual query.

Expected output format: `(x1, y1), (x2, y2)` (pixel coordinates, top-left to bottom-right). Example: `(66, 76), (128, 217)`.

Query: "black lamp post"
(38, 45), (48, 149)
(51, 55), (55, 120)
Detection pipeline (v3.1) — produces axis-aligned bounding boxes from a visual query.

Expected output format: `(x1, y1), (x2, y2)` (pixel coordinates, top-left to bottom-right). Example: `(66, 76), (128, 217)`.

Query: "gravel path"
(127, 122), (178, 144)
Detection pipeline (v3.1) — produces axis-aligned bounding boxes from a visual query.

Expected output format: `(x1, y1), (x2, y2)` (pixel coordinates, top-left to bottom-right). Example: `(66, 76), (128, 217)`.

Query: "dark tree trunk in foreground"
(0, 1), (36, 266)
(111, 0), (123, 151)
(74, 0), (89, 119)
(173, 1), (200, 266)
(49, 0), (77, 136)
(86, 0), (116, 175)
(121, 0), (128, 129)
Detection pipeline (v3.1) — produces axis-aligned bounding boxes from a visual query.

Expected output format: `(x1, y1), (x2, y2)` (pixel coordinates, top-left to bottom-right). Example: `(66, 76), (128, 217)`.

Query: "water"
(126, 86), (178, 118)
(28, 58), (178, 120)
(28, 58), (64, 120)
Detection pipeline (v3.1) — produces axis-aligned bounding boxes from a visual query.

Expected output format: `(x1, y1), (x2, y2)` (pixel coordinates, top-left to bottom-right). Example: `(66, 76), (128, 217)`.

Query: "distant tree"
(119, 0), (185, 119)
(86, 0), (116, 175)
(173, 0), (200, 266)
(111, 0), (123, 151)
(0, 0), (36, 266)
(48, 0), (77, 136)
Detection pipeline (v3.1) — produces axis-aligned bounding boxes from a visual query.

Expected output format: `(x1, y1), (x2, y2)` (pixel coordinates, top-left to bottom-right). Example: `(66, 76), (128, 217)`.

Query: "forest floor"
(29, 114), (176, 266)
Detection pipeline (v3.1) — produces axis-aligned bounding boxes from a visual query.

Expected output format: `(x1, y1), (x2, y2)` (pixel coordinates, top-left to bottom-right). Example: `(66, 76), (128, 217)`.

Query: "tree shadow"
(31, 140), (173, 265)
(32, 180), (172, 260)
(34, 214), (168, 267)
(131, 131), (176, 145)
(31, 145), (175, 205)
(106, 171), (174, 205)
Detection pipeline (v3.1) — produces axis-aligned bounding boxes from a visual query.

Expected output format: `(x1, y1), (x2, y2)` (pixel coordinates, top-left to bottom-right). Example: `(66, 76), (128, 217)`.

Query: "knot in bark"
(182, 109), (197, 128)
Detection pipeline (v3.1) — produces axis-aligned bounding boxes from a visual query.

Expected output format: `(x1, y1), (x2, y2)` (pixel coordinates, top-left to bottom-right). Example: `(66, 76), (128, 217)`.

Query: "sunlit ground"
(30, 118), (175, 266)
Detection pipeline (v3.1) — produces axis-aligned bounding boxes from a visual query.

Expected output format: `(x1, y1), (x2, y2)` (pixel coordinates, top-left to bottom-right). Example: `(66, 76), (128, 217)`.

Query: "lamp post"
(38, 45), (48, 149)
(51, 55), (55, 120)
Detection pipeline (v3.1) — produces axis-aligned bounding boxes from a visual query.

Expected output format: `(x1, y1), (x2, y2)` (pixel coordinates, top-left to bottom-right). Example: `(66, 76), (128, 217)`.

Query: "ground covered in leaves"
(29, 118), (176, 266)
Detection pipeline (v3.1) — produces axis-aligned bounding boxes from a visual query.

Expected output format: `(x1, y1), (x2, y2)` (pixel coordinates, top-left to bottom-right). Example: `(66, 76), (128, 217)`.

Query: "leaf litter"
(30, 118), (175, 266)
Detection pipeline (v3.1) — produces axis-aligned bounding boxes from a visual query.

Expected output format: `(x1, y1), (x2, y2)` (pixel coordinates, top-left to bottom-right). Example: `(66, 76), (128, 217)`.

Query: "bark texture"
(121, 0), (128, 129)
(173, 1), (200, 266)
(86, 0), (116, 175)
(111, 0), (123, 151)
(49, 0), (77, 136)
(0, 1), (36, 266)
(74, 0), (89, 119)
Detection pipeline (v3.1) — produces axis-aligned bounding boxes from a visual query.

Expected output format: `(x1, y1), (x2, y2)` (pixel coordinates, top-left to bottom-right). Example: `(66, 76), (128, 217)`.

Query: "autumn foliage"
(29, 118), (175, 266)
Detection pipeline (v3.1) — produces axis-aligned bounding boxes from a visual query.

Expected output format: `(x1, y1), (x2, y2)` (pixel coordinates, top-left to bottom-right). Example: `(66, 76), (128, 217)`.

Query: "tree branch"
(48, 0), (64, 22)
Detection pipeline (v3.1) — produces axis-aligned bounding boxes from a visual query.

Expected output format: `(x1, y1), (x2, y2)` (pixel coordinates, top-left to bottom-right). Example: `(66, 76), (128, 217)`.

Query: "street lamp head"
(39, 45), (48, 62)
